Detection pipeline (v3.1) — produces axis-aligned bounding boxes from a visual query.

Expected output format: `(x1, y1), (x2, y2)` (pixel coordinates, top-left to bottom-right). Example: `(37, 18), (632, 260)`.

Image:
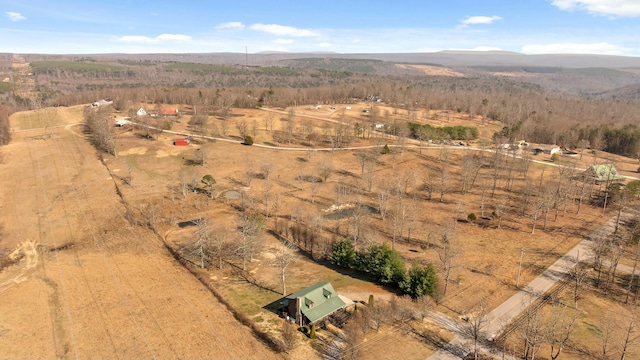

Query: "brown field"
(1, 101), (638, 359)
(0, 105), (280, 359)
(394, 64), (465, 77)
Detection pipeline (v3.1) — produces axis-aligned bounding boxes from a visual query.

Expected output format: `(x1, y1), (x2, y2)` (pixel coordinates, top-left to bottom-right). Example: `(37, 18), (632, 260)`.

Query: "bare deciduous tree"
(464, 305), (488, 360)
(619, 311), (638, 360)
(546, 303), (577, 360)
(603, 236), (623, 295)
(237, 212), (266, 271)
(190, 219), (212, 269)
(244, 158), (255, 188)
(368, 299), (389, 332)
(519, 301), (545, 360)
(461, 153), (481, 194)
(280, 321), (298, 353)
(260, 160), (274, 181)
(598, 316), (614, 360)
(273, 240), (298, 295)
(414, 295), (434, 322)
(438, 226), (459, 296)
(570, 254), (590, 309)
(318, 158), (334, 182)
(626, 231), (640, 304)
(210, 231), (233, 270)
(341, 312), (365, 360)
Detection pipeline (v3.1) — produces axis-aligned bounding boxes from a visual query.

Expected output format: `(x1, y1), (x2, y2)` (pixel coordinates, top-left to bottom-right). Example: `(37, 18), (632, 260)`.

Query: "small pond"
(325, 205), (378, 220)
(224, 190), (242, 200)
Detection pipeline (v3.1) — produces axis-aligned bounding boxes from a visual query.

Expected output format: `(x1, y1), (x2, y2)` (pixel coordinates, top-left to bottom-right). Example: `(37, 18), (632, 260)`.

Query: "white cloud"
(250, 23), (320, 37)
(552, 0), (640, 17)
(316, 42), (333, 48)
(459, 15), (502, 28)
(156, 34), (192, 41)
(216, 22), (245, 30)
(521, 42), (629, 55)
(274, 38), (294, 44)
(112, 34), (192, 44)
(5, 11), (26, 21)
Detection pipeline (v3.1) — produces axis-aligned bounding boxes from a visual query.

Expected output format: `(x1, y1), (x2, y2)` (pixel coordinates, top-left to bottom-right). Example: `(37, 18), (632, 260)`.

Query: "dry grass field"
(1, 101), (638, 359)
(0, 105), (280, 359)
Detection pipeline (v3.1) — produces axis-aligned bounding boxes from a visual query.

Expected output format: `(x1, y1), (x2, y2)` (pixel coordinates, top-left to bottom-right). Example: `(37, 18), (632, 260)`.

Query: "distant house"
(136, 108), (147, 117)
(284, 282), (347, 326)
(161, 108), (180, 116)
(345, 106), (352, 110)
(585, 164), (624, 184)
(91, 99), (113, 107)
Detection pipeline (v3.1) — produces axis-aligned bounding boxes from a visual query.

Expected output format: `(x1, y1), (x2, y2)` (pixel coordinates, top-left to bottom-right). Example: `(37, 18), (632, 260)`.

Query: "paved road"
(427, 214), (624, 360)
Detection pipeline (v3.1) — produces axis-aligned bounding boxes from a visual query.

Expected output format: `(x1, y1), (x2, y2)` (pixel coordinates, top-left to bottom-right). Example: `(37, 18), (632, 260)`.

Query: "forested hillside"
(1, 54), (639, 157)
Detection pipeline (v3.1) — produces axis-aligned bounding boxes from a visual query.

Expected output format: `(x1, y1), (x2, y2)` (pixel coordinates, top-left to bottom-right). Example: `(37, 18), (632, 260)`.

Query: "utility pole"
(516, 248), (524, 288)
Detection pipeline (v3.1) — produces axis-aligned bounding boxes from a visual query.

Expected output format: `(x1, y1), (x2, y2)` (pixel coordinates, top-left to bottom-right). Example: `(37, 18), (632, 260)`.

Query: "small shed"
(173, 138), (190, 146)
(284, 282), (346, 326)
(136, 108), (147, 117)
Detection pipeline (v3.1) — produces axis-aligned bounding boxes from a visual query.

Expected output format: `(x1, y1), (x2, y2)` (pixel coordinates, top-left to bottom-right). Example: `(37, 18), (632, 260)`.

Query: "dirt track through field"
(0, 108), (280, 359)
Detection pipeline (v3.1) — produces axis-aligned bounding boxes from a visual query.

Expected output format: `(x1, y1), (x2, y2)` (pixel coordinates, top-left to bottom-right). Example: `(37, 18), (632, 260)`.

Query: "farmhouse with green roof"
(284, 282), (346, 326)
(585, 164), (624, 184)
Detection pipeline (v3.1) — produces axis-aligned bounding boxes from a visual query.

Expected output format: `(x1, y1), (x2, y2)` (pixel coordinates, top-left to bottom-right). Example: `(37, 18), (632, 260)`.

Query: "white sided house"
(136, 108), (148, 117)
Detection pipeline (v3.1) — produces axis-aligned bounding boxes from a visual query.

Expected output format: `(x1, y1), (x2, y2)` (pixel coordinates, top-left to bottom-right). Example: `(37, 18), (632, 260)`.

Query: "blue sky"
(1, 0), (640, 56)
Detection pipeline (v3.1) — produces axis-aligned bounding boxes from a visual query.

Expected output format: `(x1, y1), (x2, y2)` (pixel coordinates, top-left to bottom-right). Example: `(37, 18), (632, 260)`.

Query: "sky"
(1, 0), (640, 56)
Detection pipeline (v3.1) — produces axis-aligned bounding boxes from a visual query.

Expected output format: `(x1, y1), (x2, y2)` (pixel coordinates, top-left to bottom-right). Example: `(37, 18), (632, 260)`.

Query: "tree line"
(331, 238), (438, 299)
(0, 105), (12, 146)
(408, 122), (479, 142)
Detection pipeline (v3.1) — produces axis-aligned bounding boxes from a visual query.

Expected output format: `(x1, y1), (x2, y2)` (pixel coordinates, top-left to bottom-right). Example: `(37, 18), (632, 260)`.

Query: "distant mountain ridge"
(19, 51), (640, 69)
(7, 51), (640, 100)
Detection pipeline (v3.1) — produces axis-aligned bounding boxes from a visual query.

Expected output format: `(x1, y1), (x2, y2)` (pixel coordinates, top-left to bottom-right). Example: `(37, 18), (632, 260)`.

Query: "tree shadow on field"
(336, 169), (357, 178)
(182, 158), (201, 166)
(225, 175), (246, 188)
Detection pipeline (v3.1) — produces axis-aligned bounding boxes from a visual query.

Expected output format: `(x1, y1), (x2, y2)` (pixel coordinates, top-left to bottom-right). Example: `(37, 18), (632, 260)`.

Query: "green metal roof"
(286, 282), (346, 324)
(586, 164), (624, 182)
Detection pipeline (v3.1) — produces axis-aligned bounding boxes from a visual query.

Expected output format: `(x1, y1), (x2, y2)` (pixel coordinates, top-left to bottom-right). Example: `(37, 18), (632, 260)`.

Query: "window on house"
(323, 288), (332, 299)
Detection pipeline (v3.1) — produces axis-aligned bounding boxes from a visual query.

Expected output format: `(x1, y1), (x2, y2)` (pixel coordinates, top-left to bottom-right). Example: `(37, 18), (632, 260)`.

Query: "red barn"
(161, 108), (179, 116)
(173, 138), (189, 146)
